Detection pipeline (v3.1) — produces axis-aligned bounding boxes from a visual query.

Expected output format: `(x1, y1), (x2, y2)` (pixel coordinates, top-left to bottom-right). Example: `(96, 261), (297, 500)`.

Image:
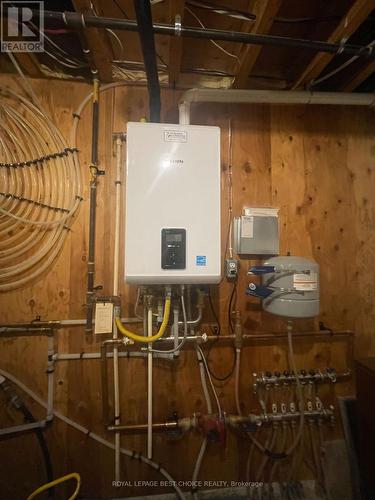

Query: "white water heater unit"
(125, 122), (221, 284)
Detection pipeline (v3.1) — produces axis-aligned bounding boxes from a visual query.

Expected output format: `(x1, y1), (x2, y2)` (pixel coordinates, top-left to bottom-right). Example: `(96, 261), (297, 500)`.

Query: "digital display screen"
(166, 233), (182, 243)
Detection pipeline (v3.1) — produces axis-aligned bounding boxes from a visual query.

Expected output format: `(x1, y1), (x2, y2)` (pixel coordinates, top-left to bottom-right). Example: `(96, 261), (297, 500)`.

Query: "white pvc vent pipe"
(178, 89), (375, 124)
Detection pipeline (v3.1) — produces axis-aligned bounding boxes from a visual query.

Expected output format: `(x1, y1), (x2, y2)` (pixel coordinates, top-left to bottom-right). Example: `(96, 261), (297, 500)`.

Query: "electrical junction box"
(234, 207), (279, 256)
(125, 122), (221, 285)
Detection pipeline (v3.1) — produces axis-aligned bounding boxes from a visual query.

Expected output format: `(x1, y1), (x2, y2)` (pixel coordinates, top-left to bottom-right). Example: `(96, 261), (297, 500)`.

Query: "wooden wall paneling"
(346, 107), (375, 356)
(0, 77), (374, 498)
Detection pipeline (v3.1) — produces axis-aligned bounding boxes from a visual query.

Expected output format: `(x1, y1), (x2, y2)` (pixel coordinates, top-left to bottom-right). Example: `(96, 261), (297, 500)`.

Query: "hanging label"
(293, 272), (318, 291)
(164, 130), (187, 143)
(94, 302), (113, 334)
(241, 216), (254, 238)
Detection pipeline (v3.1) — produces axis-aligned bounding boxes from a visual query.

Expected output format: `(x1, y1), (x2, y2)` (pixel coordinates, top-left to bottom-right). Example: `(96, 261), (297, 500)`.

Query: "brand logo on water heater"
(162, 158), (184, 168)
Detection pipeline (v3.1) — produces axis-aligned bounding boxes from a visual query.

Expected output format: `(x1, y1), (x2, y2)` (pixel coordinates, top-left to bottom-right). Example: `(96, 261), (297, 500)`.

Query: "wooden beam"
(13, 53), (43, 78)
(73, 0), (114, 82)
(292, 0), (375, 90)
(233, 0), (282, 89)
(341, 59), (375, 91)
(168, 0), (185, 87)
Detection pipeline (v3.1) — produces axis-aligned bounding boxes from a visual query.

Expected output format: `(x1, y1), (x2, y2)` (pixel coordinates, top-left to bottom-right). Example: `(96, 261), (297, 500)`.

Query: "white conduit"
(147, 306), (153, 460)
(113, 137), (122, 482)
(0, 367), (185, 500)
(178, 88), (375, 124)
(192, 348), (213, 500)
(0, 86), (81, 291)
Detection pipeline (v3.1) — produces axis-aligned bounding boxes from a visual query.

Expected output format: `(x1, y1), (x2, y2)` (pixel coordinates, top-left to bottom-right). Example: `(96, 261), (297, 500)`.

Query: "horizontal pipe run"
(53, 351), (174, 360)
(0, 420), (47, 436)
(179, 89), (375, 124)
(0, 325), (353, 346)
(108, 408), (334, 433)
(108, 421), (179, 433)
(140, 330), (353, 344)
(253, 371), (351, 388)
(39, 11), (374, 59)
(0, 318), (141, 334)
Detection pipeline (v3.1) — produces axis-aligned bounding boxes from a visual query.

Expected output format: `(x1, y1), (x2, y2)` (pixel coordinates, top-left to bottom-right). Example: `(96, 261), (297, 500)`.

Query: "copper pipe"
(108, 421), (178, 432)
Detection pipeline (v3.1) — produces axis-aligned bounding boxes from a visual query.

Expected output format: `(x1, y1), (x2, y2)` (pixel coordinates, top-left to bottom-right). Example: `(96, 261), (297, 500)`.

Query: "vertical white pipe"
(113, 137), (122, 481)
(147, 306), (153, 459)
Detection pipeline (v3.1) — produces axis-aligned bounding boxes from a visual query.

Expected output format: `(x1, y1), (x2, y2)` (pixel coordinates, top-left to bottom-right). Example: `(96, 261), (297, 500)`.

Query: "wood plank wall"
(0, 75), (374, 499)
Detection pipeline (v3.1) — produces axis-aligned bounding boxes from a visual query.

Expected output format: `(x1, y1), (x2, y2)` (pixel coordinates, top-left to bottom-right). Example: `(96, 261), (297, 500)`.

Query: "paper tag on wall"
(293, 272), (318, 291)
(94, 302), (113, 334)
(241, 216), (254, 238)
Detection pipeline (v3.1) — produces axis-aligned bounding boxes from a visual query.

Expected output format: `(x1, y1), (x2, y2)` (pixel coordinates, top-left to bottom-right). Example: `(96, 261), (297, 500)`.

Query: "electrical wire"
(185, 5), (240, 67)
(203, 286), (237, 382)
(227, 118), (234, 260)
(186, 0), (256, 22)
(0, 368), (185, 500)
(310, 39), (375, 87)
(112, 0), (168, 68)
(27, 472), (80, 500)
(90, 1), (125, 59)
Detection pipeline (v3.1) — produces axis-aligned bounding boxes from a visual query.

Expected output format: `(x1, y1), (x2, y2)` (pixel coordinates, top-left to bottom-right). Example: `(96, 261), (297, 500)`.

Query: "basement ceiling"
(0, 0), (374, 92)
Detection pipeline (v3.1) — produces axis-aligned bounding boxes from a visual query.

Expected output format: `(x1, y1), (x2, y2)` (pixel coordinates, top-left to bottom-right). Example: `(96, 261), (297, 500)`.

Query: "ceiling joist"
(73, 0), (114, 81)
(292, 0), (375, 90)
(341, 59), (375, 91)
(13, 53), (43, 78)
(233, 0), (282, 89)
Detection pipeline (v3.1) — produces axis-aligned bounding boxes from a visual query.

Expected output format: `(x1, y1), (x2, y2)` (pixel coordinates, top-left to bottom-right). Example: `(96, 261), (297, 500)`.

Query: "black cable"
(113, 0), (168, 69)
(18, 405), (54, 497)
(0, 383), (53, 495)
(204, 284), (237, 382)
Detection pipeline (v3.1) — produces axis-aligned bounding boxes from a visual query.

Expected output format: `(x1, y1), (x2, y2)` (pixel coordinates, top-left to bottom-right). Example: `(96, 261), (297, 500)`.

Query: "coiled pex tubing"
(0, 87), (81, 291)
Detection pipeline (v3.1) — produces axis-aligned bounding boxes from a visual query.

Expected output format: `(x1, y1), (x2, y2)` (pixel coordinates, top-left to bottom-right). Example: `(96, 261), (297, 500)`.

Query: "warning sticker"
(94, 302), (113, 334)
(241, 216), (254, 238)
(164, 130), (187, 143)
(293, 272), (318, 291)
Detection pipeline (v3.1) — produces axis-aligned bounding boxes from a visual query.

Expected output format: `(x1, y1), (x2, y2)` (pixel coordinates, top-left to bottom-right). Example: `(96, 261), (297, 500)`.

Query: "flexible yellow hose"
(27, 472), (81, 500)
(115, 297), (171, 343)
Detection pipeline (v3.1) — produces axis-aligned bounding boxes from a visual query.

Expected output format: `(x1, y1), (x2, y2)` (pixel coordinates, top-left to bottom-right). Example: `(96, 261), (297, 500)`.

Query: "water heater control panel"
(161, 228), (186, 269)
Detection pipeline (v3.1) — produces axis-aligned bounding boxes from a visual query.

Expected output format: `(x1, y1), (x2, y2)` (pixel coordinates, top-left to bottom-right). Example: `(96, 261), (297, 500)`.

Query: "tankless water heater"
(125, 122), (221, 284)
